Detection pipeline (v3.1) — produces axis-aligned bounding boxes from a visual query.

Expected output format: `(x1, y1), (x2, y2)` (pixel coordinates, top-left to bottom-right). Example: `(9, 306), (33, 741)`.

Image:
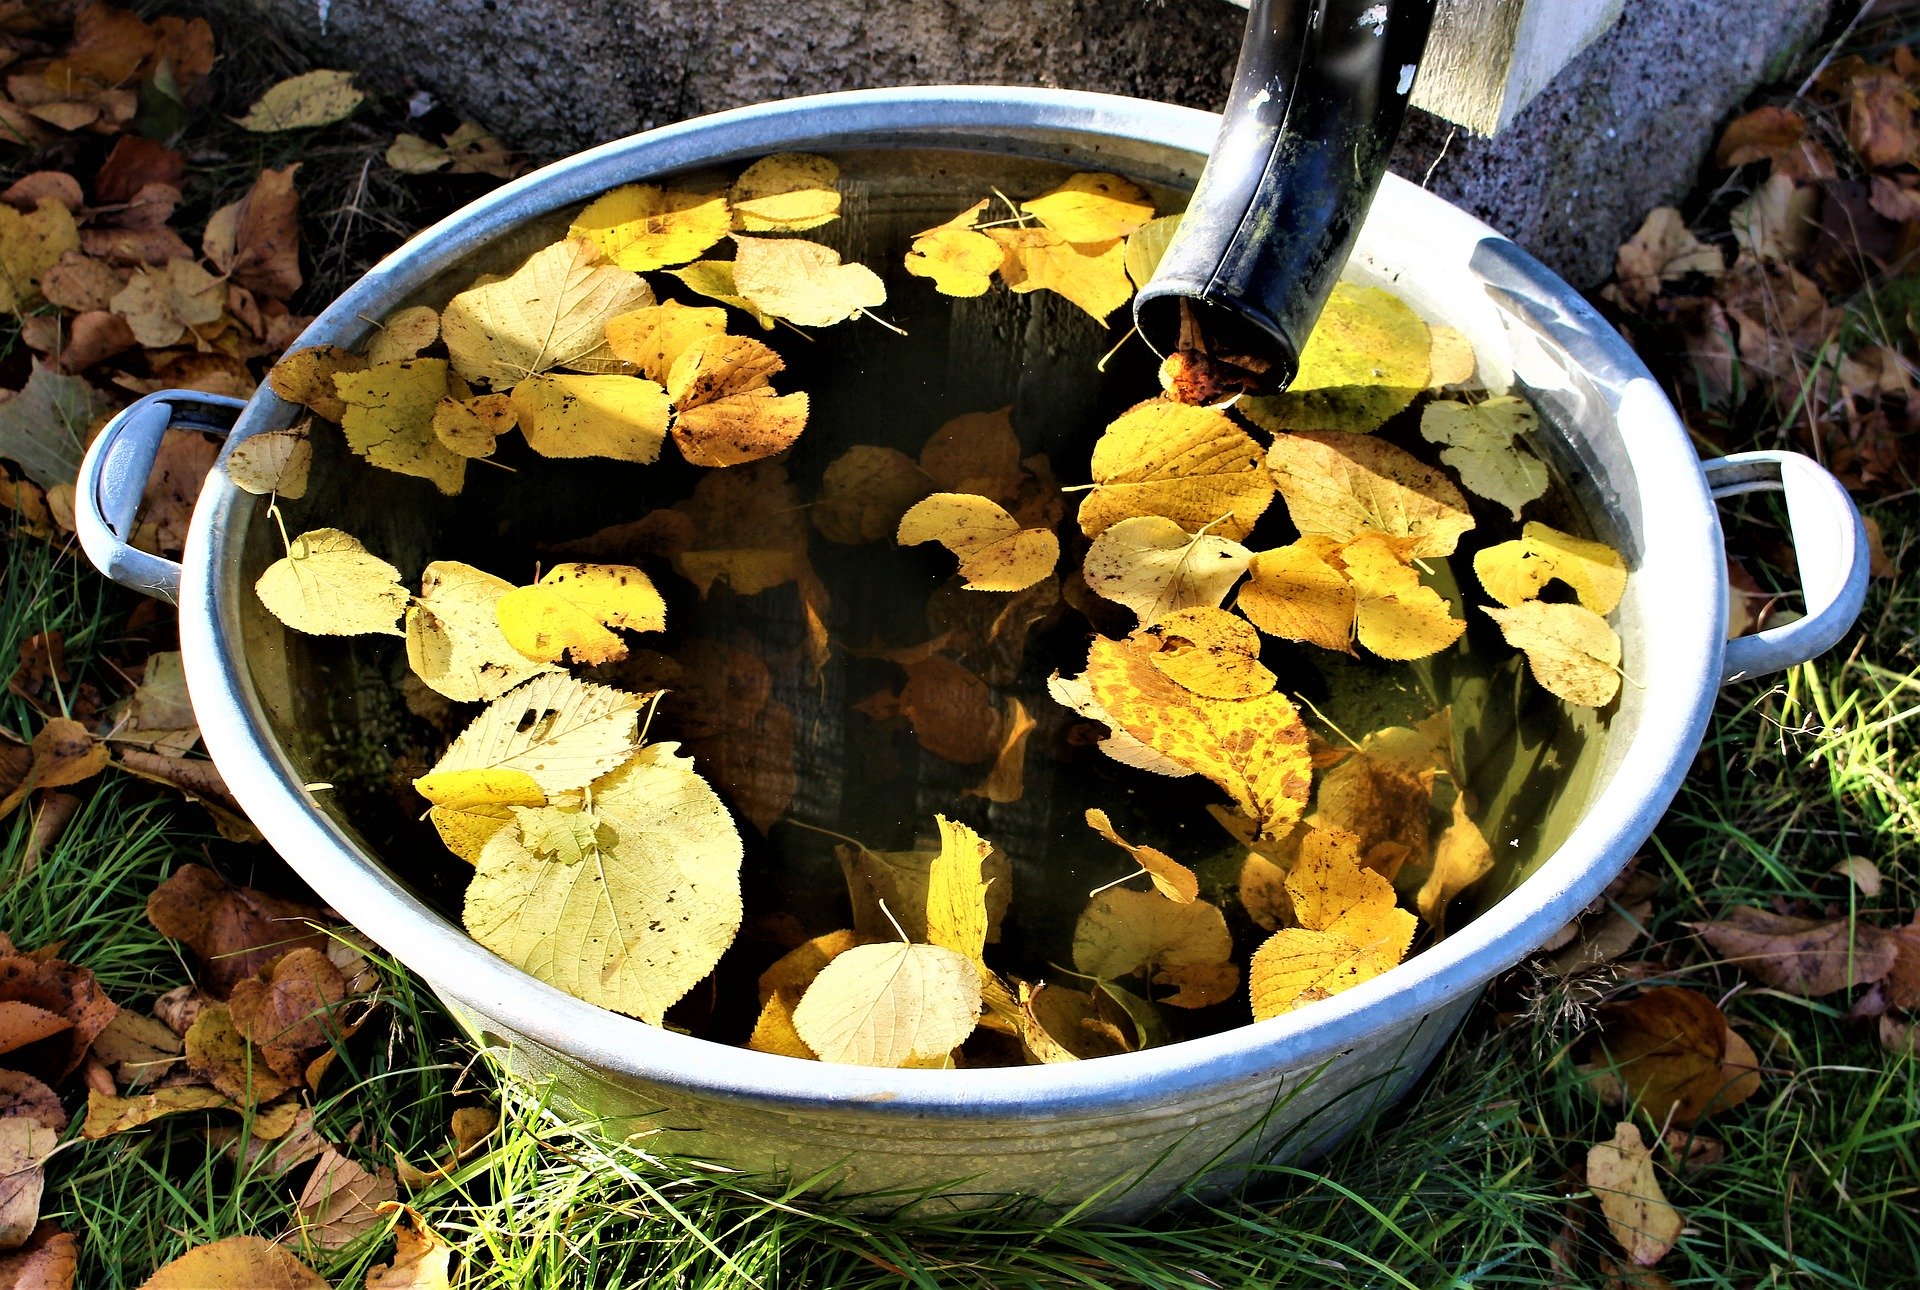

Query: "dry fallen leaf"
(896, 492), (1058, 592)
(1693, 906), (1898, 996)
(0, 718), (109, 821)
(136, 1233), (329, 1289)
(1587, 1122), (1684, 1267)
(254, 527), (410, 637)
(791, 941), (981, 1067)
(0, 199), (80, 315)
(1078, 399), (1273, 540)
(0, 1118), (53, 1249)
(234, 70), (364, 131)
(296, 1145), (398, 1251)
(1587, 987), (1761, 1125)
(144, 864), (333, 997)
(1609, 207), (1723, 312)
(1484, 601), (1623, 707)
(365, 1203), (455, 1289)
(202, 164), (301, 300)
(567, 183), (730, 272)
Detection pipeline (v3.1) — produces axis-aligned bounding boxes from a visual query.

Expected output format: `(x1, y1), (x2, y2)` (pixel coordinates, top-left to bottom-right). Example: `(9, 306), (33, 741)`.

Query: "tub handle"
(1703, 450), (1869, 684)
(74, 389), (246, 606)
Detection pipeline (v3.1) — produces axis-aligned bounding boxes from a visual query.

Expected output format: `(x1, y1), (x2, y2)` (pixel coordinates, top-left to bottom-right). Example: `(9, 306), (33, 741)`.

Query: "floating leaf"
(731, 236), (887, 327)
(791, 942), (981, 1067)
(406, 561), (560, 704)
(1085, 808), (1198, 903)
(1419, 397), (1549, 519)
(896, 492), (1058, 592)
(728, 153), (841, 232)
(432, 391), (516, 458)
(567, 184), (730, 272)
(666, 261), (777, 329)
(1236, 538), (1356, 654)
(1239, 283), (1430, 433)
(363, 305), (440, 366)
(1124, 214), (1182, 286)
(604, 300), (729, 382)
(224, 426), (310, 499)
(1083, 515), (1252, 625)
(1484, 602), (1622, 707)
(493, 562), (665, 667)
(1342, 531), (1466, 661)
(1046, 672), (1194, 778)
(988, 226), (1131, 322)
(747, 989), (816, 1059)
(1248, 827), (1416, 1020)
(1140, 606), (1274, 700)
(254, 528), (409, 637)
(1019, 171), (1154, 243)
(442, 239), (654, 388)
(333, 357), (467, 493)
(464, 745), (743, 1024)
(267, 345), (364, 424)
(415, 768), (546, 864)
(1475, 521), (1628, 613)
(509, 372), (671, 464)
(903, 202), (1002, 297)
(419, 673), (641, 796)
(1081, 635), (1311, 838)
(665, 333), (809, 467)
(234, 70), (365, 131)
(1266, 430), (1474, 557)
(925, 816), (994, 963)
(1078, 400), (1272, 540)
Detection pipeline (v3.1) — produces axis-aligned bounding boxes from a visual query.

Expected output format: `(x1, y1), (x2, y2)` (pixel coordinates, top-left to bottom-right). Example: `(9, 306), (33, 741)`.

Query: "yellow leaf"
(359, 306), (439, 367)
(1085, 808), (1198, 903)
(413, 766), (545, 864)
(1140, 605), (1275, 700)
(965, 696), (1038, 804)
(442, 239), (654, 388)
(1079, 399), (1273, 540)
(747, 989), (817, 1059)
(988, 226), (1131, 322)
(1342, 531), (1467, 661)
(728, 153), (841, 232)
(234, 69), (364, 132)
(422, 673), (641, 795)
(495, 562), (666, 666)
(1248, 826), (1416, 1020)
(1238, 283), (1430, 434)
(665, 333), (809, 467)
(1416, 794), (1494, 932)
(904, 202), (1002, 297)
(759, 929), (860, 1003)
(1124, 213), (1182, 287)
(267, 345), (364, 423)
(731, 235), (887, 327)
(386, 133), (448, 174)
(83, 1085), (234, 1140)
(1017, 981), (1132, 1062)
(811, 445), (934, 544)
(1587, 1122), (1684, 1267)
(1046, 672), (1195, 778)
(1071, 887), (1234, 1006)
(464, 745), (744, 1024)
(509, 372), (672, 464)
(1308, 715), (1451, 882)
(1019, 171), (1155, 243)
(333, 357), (467, 494)
(896, 492), (1059, 592)
(1427, 325), (1477, 387)
(0, 196), (78, 312)
(1484, 602), (1623, 707)
(224, 425), (310, 499)
(1266, 429), (1474, 557)
(135, 1233), (330, 1289)
(1473, 520), (1628, 613)
(1082, 514), (1252, 624)
(365, 1204), (455, 1290)
(604, 300), (729, 382)
(405, 561), (560, 703)
(1081, 635), (1312, 839)
(667, 260), (777, 328)
(926, 815), (994, 963)
(431, 391), (516, 458)
(254, 527), (409, 636)
(1247, 927), (1394, 1020)
(791, 941), (981, 1066)
(110, 258), (225, 348)
(1419, 396), (1549, 520)
(567, 183), (731, 271)
(1236, 538), (1357, 654)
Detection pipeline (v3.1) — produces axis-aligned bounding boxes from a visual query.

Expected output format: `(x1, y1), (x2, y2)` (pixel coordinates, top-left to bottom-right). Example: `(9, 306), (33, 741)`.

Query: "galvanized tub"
(75, 87), (1869, 1216)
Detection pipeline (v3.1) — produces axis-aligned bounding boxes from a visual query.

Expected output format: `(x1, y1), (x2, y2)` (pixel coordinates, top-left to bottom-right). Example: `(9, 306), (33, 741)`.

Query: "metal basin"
(75, 87), (1869, 1217)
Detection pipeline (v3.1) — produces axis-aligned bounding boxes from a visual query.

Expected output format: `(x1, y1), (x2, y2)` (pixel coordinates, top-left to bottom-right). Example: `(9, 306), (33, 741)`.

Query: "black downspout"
(1135, 0), (1437, 394)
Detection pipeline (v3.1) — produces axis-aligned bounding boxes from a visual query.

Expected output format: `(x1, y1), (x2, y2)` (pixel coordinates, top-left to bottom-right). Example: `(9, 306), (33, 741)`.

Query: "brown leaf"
(128, 429), (218, 559)
(890, 655), (1004, 765)
(152, 985), (212, 1037)
(0, 1005), (69, 1062)
(0, 175), (81, 214)
(0, 953), (116, 1081)
(183, 1005), (292, 1104)
(135, 1234), (329, 1289)
(1587, 1121), (1684, 1267)
(295, 1145), (398, 1250)
(1714, 106), (1835, 180)
(116, 748), (259, 842)
(1588, 987), (1761, 1124)
(1884, 914), (1920, 1009)
(0, 1072), (65, 1134)
(0, 1221), (76, 1290)
(227, 947), (347, 1075)
(1846, 71), (1919, 170)
(365, 1203), (454, 1289)
(0, 719), (108, 821)
(684, 695), (796, 834)
(1694, 906), (1898, 996)
(94, 136), (186, 206)
(144, 864), (332, 998)
(202, 165), (301, 300)
(0, 1119), (55, 1251)
(87, 1009), (183, 1090)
